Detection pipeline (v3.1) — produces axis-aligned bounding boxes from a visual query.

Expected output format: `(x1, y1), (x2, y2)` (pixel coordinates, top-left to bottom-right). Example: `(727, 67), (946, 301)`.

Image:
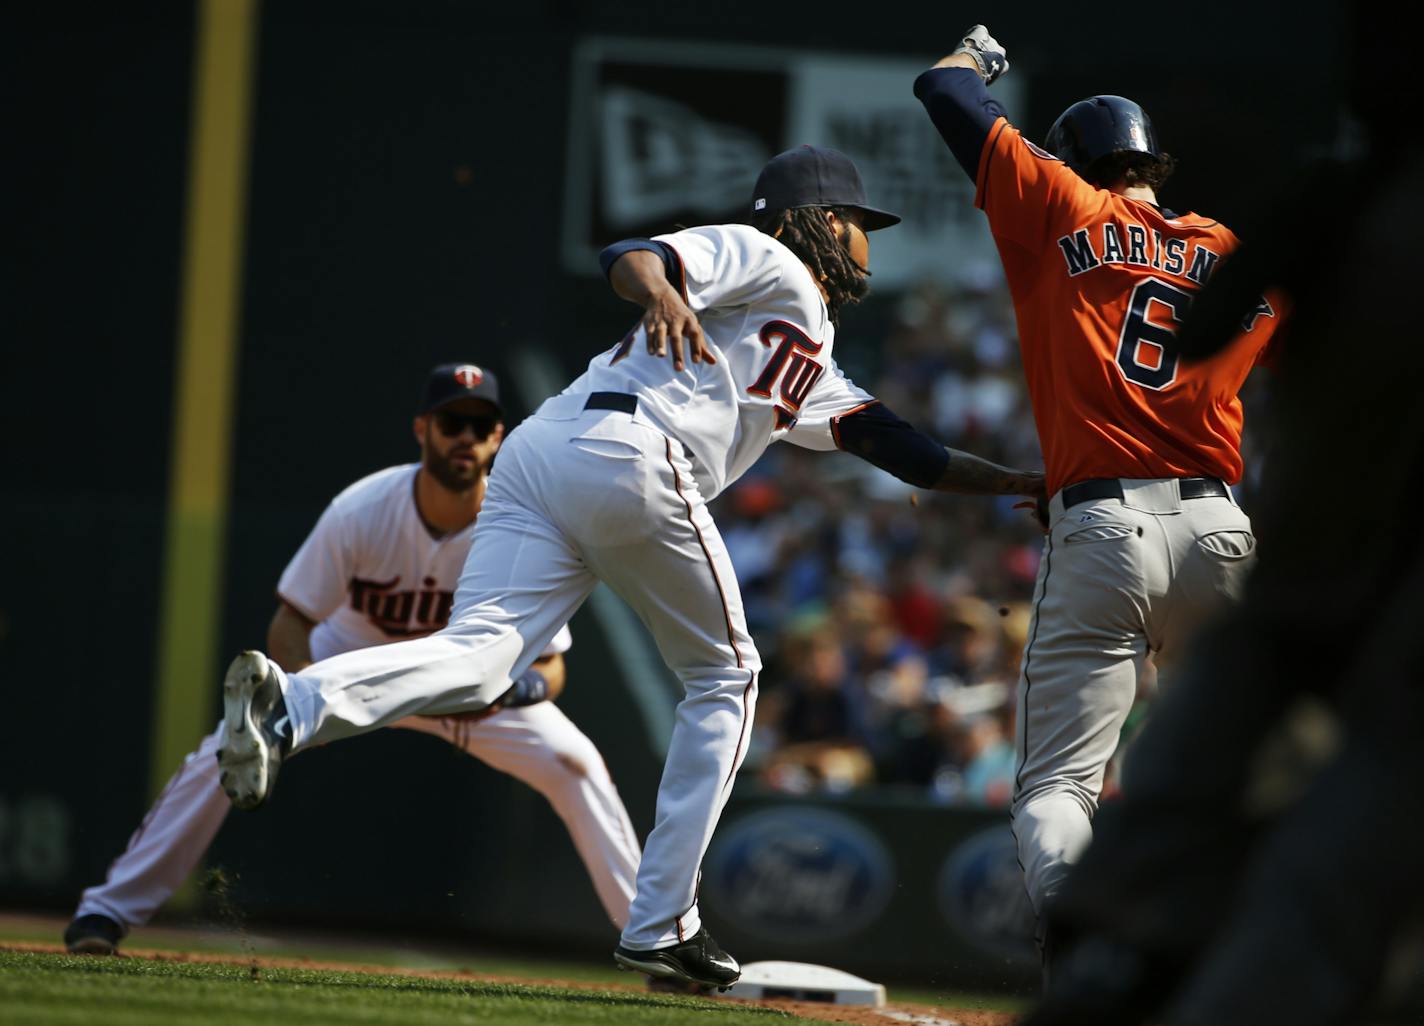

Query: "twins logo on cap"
(453, 365), (484, 387)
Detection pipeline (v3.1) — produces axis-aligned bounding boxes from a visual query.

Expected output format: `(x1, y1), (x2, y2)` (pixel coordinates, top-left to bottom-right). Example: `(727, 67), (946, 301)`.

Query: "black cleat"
(217, 651), (291, 810)
(615, 927), (741, 990)
(64, 914), (124, 955)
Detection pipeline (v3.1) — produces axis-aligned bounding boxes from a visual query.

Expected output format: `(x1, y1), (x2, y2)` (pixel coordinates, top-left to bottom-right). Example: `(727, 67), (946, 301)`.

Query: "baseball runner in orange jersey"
(915, 26), (1282, 974)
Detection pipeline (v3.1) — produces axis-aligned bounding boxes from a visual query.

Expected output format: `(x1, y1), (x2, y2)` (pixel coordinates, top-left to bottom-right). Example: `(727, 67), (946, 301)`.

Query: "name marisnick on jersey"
(1056, 219), (1229, 284)
(1056, 222), (1275, 331)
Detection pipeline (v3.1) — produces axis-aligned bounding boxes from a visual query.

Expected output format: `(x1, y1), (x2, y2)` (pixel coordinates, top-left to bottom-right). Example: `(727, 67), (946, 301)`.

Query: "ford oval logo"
(936, 826), (1037, 962)
(704, 806), (894, 942)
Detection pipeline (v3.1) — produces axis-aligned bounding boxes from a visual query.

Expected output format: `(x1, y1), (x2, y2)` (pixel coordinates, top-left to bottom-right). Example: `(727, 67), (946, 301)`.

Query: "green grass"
(0, 950), (804, 1026)
(0, 913), (1029, 1019)
(0, 914), (1029, 1019)
(0, 913), (632, 983)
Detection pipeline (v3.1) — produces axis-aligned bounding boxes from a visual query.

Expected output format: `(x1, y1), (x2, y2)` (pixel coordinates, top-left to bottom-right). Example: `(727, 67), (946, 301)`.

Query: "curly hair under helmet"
(1082, 150), (1178, 192)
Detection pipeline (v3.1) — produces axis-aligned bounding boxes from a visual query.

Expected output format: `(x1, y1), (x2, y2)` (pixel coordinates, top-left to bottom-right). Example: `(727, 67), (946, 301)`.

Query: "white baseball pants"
(76, 704), (641, 930)
(278, 402), (760, 950)
(1012, 478), (1256, 932)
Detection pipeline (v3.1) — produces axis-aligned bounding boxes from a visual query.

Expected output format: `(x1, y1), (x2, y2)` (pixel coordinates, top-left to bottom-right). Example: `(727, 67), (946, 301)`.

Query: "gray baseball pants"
(1011, 477), (1256, 933)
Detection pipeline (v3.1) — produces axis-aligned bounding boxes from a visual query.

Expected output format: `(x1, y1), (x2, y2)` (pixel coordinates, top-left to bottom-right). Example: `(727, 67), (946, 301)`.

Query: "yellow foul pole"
(152, 0), (260, 796)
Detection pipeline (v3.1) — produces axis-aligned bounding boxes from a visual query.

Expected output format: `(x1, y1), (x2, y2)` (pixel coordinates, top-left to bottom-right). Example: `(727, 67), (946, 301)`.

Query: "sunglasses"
(433, 410), (499, 439)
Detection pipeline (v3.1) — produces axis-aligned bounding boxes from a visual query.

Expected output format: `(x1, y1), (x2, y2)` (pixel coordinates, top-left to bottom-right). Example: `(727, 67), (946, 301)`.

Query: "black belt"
(1061, 476), (1228, 509)
(584, 391), (637, 414)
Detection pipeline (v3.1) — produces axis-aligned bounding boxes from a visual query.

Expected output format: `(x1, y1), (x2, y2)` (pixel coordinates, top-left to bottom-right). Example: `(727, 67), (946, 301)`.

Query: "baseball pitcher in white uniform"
(66, 365), (641, 955)
(215, 146), (1045, 987)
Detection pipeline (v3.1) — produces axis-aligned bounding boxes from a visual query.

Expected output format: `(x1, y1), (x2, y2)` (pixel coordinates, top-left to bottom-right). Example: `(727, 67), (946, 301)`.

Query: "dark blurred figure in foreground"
(1024, 16), (1424, 1026)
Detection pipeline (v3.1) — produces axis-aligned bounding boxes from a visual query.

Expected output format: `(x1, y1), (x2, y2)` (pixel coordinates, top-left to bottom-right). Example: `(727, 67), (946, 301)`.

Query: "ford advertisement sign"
(704, 806), (895, 943)
(937, 825), (1037, 962)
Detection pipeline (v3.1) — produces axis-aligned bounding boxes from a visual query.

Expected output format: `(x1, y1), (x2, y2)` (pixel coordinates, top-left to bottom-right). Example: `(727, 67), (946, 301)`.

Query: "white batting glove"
(952, 24), (1009, 85)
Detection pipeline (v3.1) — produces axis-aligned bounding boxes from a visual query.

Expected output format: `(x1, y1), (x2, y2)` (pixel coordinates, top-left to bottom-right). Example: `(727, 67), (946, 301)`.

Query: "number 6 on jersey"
(1117, 277), (1192, 390)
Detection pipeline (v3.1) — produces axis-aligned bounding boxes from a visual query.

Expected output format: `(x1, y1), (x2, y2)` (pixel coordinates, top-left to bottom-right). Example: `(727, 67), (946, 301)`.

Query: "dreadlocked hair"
(751, 205), (869, 323)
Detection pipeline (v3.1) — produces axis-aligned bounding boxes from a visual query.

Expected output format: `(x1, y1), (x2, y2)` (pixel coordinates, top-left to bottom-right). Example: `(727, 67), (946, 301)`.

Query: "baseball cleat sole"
(614, 934), (740, 992)
(615, 950), (723, 989)
(643, 974), (715, 995)
(618, 950), (734, 990)
(218, 651), (281, 810)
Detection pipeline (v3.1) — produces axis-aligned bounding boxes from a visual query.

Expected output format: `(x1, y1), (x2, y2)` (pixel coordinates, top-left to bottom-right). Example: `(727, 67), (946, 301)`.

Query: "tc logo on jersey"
(453, 364), (484, 387)
(747, 319), (825, 431)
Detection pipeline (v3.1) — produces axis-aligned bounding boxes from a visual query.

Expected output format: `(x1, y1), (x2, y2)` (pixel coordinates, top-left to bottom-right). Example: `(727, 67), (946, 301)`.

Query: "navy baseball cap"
(751, 145), (901, 231)
(417, 363), (502, 416)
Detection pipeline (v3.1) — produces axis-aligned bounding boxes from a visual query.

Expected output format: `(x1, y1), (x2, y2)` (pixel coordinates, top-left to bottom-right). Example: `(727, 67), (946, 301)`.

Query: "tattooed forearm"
(933, 448), (1046, 497)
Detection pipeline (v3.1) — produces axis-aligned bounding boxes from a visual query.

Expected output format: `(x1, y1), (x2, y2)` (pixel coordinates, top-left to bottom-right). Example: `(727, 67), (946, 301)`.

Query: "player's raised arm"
(914, 25), (1011, 179)
(599, 241), (713, 371)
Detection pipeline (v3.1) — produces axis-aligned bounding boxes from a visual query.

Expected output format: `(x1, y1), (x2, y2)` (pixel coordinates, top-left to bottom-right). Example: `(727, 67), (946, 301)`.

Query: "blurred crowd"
(719, 271), (1045, 806)
(721, 271), (1260, 806)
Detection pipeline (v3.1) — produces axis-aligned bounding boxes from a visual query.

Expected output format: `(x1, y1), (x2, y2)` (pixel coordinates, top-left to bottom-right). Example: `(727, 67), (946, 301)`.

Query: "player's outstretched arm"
(833, 402), (1043, 498)
(603, 247), (715, 372)
(933, 448), (1045, 498)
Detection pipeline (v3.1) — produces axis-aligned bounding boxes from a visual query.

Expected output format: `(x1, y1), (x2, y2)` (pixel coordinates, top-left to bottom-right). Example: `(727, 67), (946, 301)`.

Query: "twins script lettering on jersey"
(747, 320), (824, 430)
(349, 575), (454, 637)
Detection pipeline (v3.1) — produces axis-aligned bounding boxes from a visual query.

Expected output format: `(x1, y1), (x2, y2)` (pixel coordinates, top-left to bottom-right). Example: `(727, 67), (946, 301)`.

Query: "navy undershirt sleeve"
(599, 238), (680, 287)
(913, 67), (1005, 180)
(834, 402), (950, 489)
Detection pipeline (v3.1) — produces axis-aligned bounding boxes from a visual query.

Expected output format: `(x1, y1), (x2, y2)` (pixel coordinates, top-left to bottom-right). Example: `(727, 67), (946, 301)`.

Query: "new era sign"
(562, 37), (1024, 289)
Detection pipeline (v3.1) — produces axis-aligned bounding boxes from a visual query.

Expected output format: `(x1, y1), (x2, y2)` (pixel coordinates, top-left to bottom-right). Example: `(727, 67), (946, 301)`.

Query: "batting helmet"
(1044, 95), (1159, 174)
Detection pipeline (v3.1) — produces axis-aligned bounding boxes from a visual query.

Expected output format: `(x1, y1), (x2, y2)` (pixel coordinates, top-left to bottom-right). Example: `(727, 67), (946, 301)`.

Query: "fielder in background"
(213, 144), (1045, 989)
(65, 364), (641, 955)
(914, 26), (1282, 975)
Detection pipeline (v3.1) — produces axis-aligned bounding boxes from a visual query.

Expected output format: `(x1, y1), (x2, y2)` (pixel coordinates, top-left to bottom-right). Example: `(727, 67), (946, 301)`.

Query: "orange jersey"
(975, 117), (1281, 496)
